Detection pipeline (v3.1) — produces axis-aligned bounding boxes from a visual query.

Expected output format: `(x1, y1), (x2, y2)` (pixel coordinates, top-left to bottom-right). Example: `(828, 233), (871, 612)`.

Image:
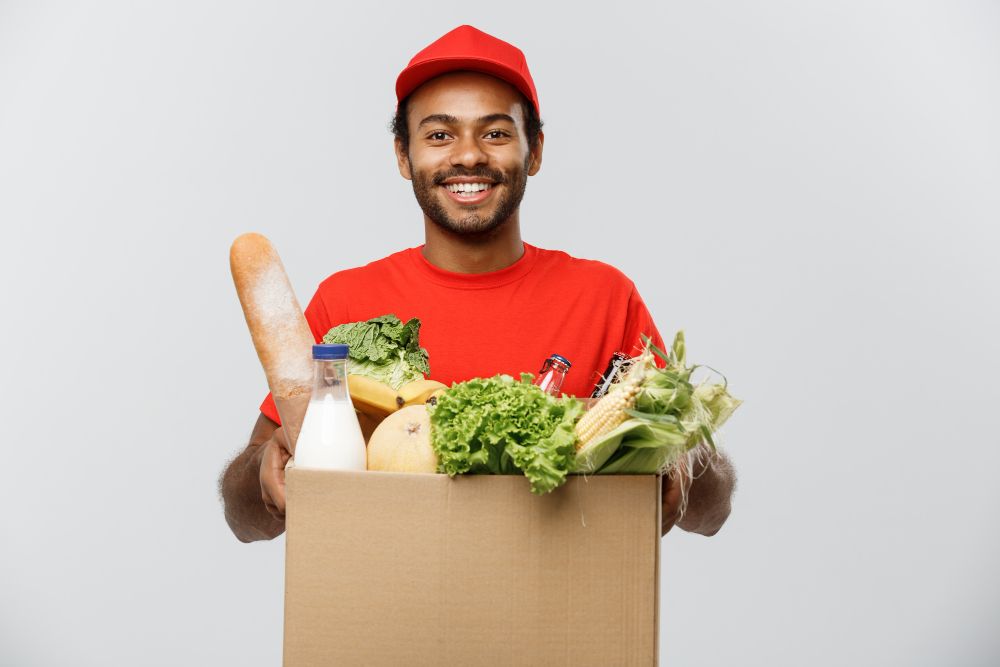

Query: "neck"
(422, 212), (524, 273)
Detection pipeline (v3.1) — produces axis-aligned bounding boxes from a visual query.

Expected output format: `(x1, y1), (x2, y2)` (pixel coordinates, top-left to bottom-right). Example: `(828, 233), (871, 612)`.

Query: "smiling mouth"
(443, 182), (494, 195)
(440, 181), (496, 204)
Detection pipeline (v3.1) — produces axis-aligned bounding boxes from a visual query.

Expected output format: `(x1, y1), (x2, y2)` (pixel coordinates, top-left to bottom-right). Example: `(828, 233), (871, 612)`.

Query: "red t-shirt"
(260, 242), (665, 424)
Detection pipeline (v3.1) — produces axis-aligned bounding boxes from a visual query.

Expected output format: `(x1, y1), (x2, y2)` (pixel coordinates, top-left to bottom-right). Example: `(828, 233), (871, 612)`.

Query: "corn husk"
(573, 331), (741, 475)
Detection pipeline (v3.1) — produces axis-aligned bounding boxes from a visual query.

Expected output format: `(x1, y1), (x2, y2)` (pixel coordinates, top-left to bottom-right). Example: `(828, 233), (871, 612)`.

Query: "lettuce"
(322, 314), (430, 390)
(428, 374), (583, 495)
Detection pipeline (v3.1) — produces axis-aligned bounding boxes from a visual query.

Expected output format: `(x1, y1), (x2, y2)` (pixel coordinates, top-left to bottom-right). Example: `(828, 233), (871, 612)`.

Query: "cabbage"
(322, 314), (430, 390)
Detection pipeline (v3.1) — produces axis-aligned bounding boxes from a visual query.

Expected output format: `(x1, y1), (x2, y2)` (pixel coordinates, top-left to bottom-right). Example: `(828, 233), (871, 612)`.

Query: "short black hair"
(390, 93), (543, 154)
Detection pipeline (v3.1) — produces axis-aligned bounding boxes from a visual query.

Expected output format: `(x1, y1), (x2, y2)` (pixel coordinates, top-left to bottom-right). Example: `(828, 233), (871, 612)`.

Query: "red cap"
(395, 25), (539, 115)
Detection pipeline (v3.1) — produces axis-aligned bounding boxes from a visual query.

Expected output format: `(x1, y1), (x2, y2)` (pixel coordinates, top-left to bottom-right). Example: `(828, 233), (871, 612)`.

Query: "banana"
(348, 374), (400, 419)
(426, 387), (447, 405)
(398, 379), (449, 406)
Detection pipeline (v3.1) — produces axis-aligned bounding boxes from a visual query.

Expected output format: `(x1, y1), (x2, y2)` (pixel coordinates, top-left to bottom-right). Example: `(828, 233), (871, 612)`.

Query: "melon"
(366, 404), (438, 473)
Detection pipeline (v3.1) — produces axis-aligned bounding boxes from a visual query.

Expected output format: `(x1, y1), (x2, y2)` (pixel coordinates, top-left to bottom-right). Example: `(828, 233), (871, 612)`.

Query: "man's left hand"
(661, 467), (688, 535)
(578, 395), (732, 536)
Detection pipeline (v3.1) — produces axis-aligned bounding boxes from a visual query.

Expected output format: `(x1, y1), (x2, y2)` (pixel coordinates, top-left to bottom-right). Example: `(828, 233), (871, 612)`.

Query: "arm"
(661, 446), (735, 536)
(219, 413), (290, 542)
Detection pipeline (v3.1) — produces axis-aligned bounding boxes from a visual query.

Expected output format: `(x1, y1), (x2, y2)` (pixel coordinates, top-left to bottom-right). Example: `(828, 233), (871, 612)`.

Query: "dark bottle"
(534, 354), (572, 396)
(590, 352), (632, 398)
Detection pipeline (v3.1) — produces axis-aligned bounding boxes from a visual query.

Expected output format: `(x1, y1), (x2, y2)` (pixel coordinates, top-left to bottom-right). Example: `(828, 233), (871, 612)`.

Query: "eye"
(427, 131), (450, 142)
(485, 130), (510, 140)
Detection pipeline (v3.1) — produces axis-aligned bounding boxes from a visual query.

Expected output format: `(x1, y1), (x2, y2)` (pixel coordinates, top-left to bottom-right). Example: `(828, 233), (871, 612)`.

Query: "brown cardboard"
(284, 469), (661, 666)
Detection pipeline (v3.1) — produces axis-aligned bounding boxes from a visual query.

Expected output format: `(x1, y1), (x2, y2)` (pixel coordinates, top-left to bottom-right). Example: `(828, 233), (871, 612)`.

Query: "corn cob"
(575, 351), (653, 450)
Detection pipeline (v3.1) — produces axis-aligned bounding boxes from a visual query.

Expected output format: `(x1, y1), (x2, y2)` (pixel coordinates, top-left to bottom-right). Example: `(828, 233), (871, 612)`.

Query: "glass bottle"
(591, 351), (631, 398)
(293, 344), (367, 471)
(534, 354), (572, 396)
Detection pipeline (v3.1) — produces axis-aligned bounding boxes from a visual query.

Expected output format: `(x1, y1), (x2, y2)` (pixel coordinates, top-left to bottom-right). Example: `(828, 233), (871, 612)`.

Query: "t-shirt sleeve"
(620, 283), (668, 366)
(258, 282), (344, 425)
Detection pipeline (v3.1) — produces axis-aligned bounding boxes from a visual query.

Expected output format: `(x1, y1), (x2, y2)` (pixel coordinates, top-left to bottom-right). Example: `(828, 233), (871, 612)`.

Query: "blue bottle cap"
(313, 344), (349, 360)
(550, 354), (571, 368)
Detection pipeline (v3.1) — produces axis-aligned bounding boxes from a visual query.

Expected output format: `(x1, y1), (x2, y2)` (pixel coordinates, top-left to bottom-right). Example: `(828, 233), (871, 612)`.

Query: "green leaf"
(671, 330), (687, 368)
(597, 445), (677, 474)
(323, 314), (431, 389)
(429, 375), (583, 494)
(642, 333), (672, 366)
(574, 419), (649, 473)
(624, 408), (683, 427)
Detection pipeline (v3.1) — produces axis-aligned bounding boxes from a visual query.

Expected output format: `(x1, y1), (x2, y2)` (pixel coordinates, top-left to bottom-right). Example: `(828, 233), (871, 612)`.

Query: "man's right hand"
(220, 412), (286, 542)
(259, 426), (292, 520)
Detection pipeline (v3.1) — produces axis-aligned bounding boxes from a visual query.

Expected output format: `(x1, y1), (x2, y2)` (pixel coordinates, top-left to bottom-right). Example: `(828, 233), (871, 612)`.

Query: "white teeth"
(445, 182), (492, 193)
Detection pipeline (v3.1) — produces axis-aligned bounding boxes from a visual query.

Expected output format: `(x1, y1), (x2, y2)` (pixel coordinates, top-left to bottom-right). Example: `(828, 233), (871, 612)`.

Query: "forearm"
(220, 445), (285, 542)
(676, 447), (735, 536)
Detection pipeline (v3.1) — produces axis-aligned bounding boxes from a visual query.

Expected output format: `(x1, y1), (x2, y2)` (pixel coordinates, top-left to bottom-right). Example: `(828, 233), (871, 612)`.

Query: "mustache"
(432, 167), (506, 185)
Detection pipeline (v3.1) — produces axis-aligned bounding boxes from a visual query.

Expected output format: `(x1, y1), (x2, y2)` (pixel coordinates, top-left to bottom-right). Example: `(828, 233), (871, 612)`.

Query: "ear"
(394, 138), (412, 180)
(527, 130), (544, 176)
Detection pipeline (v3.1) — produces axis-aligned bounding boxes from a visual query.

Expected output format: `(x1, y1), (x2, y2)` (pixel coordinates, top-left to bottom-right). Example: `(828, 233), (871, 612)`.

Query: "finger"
(262, 495), (285, 521)
(272, 426), (292, 455)
(663, 478), (679, 506)
(661, 472), (684, 534)
(259, 443), (288, 518)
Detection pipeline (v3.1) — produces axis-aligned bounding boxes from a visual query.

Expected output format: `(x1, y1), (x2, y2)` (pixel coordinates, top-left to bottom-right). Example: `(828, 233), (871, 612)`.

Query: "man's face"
(395, 71), (543, 236)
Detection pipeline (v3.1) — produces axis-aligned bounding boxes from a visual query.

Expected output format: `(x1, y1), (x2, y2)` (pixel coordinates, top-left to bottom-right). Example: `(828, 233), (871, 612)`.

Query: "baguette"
(230, 233), (314, 450)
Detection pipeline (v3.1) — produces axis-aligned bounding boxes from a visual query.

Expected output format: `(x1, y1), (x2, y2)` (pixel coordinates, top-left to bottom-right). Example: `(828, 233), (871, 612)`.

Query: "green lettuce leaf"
(429, 374), (583, 495)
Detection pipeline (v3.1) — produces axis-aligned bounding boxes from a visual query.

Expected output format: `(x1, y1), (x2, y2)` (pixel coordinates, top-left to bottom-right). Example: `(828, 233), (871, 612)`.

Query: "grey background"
(1, 1), (998, 665)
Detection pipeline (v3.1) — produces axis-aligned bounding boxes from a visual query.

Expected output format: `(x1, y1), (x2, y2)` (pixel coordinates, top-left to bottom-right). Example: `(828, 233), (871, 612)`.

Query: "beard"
(408, 156), (530, 237)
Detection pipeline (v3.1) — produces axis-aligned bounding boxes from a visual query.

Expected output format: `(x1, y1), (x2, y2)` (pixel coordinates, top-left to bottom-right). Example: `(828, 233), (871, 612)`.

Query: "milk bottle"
(293, 344), (367, 470)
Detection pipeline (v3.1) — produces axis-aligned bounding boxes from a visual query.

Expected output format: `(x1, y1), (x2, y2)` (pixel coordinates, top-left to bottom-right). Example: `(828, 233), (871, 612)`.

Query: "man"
(220, 25), (735, 542)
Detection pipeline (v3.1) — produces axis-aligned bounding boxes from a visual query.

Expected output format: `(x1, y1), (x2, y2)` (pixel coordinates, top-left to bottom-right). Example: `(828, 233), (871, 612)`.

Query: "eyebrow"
(417, 113), (517, 128)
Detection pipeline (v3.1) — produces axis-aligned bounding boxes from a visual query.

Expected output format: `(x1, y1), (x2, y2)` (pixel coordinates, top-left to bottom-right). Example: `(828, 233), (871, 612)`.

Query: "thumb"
(272, 426), (292, 455)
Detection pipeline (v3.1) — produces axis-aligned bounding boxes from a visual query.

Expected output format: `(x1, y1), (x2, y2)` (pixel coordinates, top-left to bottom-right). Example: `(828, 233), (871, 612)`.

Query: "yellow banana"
(426, 387), (447, 405)
(348, 374), (400, 419)
(398, 379), (449, 406)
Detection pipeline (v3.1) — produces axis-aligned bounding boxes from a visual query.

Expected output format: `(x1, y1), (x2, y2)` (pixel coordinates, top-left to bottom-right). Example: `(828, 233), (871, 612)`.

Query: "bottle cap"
(313, 344), (349, 360)
(550, 354), (571, 368)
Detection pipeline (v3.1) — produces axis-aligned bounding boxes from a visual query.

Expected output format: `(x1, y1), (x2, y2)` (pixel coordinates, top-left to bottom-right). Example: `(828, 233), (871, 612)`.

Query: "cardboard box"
(283, 468), (661, 666)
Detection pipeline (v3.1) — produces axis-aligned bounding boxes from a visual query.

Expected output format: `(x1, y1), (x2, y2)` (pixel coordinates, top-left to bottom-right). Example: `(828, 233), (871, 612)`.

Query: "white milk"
(294, 394), (367, 471)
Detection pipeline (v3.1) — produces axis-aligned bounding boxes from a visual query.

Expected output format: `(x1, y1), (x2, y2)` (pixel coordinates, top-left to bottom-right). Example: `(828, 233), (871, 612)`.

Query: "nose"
(450, 131), (488, 169)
